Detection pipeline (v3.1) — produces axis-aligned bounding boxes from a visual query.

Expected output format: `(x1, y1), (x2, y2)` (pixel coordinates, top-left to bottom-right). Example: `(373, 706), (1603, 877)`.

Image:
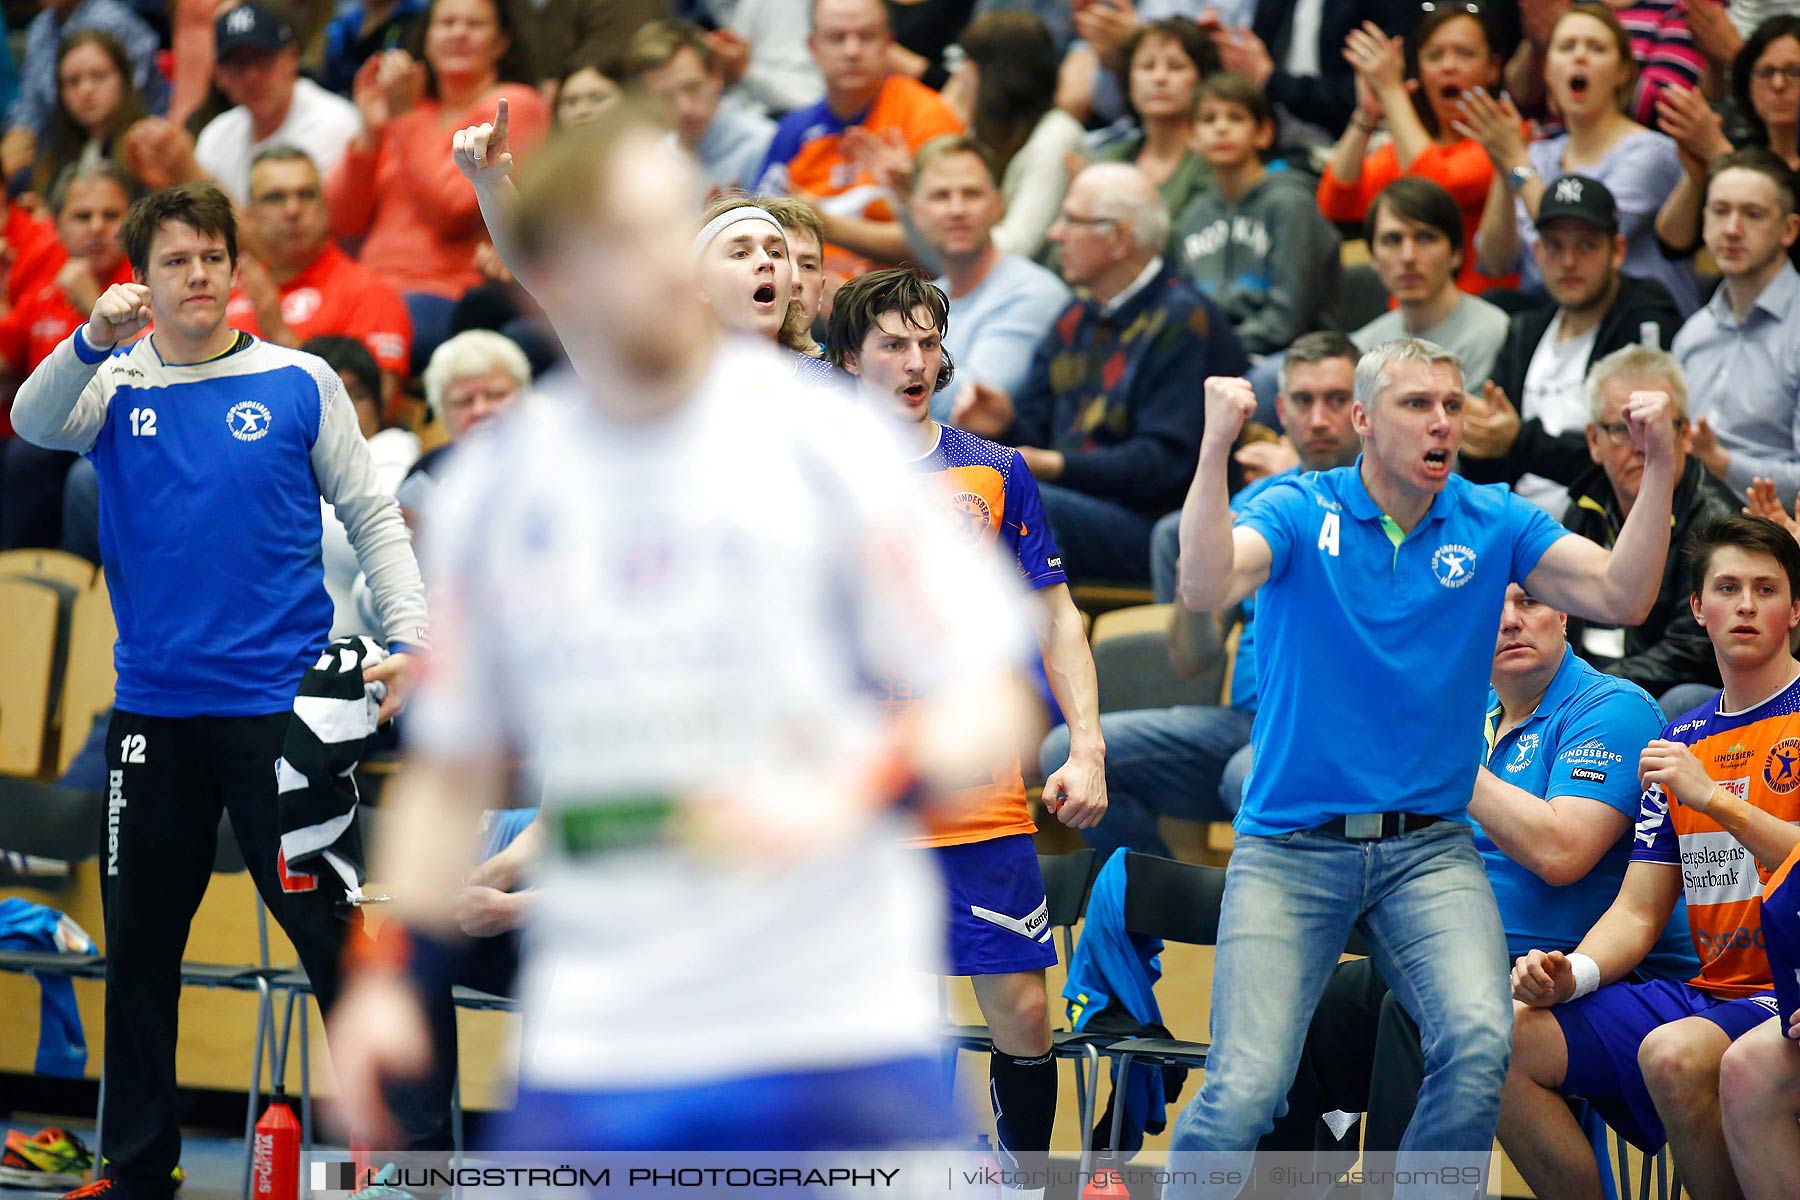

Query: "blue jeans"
(61, 456), (99, 565)
(1036, 482), (1157, 584)
(1039, 705), (1252, 861)
(1151, 508), (1181, 603)
(1247, 353), (1283, 430)
(1166, 823), (1511, 1199)
(1657, 682), (1715, 722)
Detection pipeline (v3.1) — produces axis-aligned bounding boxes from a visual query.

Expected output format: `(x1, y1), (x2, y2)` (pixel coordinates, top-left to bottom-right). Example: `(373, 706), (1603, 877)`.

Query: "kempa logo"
(107, 770), (126, 876)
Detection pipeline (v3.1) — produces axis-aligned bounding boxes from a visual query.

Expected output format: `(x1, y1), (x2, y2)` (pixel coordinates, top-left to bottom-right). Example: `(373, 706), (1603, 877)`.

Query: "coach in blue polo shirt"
(1166, 338), (1681, 1195)
(1263, 582), (1699, 1170)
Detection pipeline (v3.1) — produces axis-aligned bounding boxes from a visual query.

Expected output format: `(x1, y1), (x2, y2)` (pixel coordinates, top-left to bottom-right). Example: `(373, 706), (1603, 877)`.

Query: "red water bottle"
(1082, 1155), (1129, 1200)
(252, 1090), (300, 1200)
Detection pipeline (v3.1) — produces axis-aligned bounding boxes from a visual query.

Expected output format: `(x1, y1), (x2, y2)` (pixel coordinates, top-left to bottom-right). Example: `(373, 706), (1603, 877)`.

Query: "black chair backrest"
(1039, 848), (1098, 929)
(0, 777), (100, 861)
(1122, 851), (1229, 946)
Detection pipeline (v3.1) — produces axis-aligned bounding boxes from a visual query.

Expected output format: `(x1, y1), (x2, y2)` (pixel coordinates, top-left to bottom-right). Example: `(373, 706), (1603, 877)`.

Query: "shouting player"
(826, 268), (1105, 1189)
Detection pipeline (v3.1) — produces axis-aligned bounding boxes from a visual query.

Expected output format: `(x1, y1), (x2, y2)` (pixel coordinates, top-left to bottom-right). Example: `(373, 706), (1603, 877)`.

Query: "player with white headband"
(453, 99), (840, 385)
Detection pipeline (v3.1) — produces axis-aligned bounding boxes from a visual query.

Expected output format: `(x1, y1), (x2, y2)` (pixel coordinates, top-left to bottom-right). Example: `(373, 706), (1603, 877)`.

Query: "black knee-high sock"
(990, 1049), (1057, 1168)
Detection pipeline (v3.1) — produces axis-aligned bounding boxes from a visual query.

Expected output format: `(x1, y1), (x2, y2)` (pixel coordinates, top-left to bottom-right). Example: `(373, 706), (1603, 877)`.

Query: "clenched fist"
(1203, 376), (1257, 450)
(1512, 948), (1576, 1007)
(1622, 389), (1678, 463)
(86, 283), (152, 349)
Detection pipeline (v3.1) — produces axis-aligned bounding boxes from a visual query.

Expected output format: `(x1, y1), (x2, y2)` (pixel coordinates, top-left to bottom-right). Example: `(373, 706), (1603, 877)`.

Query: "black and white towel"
(275, 636), (387, 899)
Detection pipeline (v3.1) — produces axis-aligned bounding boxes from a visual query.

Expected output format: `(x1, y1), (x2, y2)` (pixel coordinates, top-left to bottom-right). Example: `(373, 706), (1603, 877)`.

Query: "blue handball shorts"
(494, 1055), (957, 1152)
(1765, 844), (1800, 1031)
(928, 833), (1060, 977)
(1551, 977), (1781, 1150)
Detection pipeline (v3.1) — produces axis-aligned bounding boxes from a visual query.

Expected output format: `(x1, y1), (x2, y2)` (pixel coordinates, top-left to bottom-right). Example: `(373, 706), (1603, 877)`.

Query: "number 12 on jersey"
(129, 408), (157, 437)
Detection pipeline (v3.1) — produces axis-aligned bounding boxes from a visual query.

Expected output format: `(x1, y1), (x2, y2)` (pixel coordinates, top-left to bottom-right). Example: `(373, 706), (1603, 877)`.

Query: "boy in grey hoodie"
(1175, 73), (1341, 357)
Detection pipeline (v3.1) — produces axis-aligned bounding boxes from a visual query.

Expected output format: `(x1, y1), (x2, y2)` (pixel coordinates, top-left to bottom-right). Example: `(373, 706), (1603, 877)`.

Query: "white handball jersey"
(406, 338), (1029, 1089)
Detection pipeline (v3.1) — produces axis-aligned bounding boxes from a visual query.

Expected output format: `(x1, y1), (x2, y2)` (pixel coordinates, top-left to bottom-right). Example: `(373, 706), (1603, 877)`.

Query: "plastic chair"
(1088, 605), (1227, 715)
(0, 576), (63, 774)
(1613, 1129), (1682, 1200)
(1096, 853), (1229, 1152)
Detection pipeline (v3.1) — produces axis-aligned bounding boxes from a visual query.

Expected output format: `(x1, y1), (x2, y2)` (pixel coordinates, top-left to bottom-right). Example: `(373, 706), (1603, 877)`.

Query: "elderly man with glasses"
(1561, 344), (1742, 715)
(951, 161), (1245, 585)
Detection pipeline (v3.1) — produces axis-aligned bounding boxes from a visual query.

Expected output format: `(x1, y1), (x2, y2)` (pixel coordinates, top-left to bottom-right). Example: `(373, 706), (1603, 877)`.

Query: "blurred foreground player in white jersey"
(326, 108), (1042, 1151)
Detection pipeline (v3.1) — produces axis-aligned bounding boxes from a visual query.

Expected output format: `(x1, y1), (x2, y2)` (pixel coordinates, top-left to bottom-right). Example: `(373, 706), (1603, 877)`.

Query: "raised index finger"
(493, 96), (509, 146)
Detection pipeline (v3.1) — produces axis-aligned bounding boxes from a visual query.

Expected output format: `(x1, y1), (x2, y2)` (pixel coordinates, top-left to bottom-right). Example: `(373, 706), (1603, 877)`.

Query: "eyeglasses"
(1420, 2), (1482, 14)
(1057, 212), (1117, 227)
(1752, 65), (1800, 86)
(1594, 416), (1686, 445)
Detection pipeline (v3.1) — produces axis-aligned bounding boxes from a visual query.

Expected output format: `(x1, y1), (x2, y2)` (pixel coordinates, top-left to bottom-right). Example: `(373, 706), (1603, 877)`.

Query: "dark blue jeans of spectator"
(2, 437), (77, 550)
(1658, 682), (1716, 722)
(1247, 354), (1283, 430)
(1151, 509), (1182, 602)
(1039, 704), (1253, 862)
(405, 292), (459, 378)
(61, 456), (99, 565)
(1036, 482), (1157, 584)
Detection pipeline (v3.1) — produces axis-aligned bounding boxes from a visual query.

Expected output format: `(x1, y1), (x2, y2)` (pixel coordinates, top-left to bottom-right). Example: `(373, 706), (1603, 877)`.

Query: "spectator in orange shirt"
(0, 158), (132, 548)
(229, 146), (414, 404)
(325, 0), (549, 374)
(750, 0), (962, 282)
(1319, 5), (1516, 294)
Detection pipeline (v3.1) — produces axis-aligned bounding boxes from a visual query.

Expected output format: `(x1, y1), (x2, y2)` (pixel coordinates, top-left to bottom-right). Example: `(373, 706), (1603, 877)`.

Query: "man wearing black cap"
(193, 2), (362, 203)
(1460, 174), (1682, 516)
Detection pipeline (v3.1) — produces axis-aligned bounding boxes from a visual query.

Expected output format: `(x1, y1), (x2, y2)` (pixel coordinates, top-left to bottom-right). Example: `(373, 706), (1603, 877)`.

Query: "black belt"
(1316, 813), (1444, 841)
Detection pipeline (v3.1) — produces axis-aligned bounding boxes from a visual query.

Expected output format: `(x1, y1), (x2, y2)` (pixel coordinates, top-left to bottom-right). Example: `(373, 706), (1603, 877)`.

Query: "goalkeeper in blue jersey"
(11, 182), (429, 1200)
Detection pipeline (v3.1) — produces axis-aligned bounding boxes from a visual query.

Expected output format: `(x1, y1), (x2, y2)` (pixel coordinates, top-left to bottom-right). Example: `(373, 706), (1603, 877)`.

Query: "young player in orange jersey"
(828, 269), (1105, 1198)
(1500, 513), (1800, 1200)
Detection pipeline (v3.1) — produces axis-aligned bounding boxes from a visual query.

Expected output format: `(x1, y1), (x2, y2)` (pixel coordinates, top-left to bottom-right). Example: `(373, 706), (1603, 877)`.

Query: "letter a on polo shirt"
(1318, 511), (1340, 556)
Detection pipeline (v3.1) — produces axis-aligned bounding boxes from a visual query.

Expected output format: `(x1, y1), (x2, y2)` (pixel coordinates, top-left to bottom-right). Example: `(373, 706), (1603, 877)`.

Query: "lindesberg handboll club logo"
(949, 491), (992, 543)
(227, 400), (272, 442)
(1765, 737), (1800, 793)
(1431, 543), (1476, 588)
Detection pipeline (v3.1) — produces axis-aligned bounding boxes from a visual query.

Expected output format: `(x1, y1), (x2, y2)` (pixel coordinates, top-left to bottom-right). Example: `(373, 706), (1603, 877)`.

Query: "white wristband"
(1566, 952), (1600, 1002)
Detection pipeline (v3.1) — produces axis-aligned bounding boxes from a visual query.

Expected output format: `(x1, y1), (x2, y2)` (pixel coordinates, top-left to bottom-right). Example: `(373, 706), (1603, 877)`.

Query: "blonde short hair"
(422, 331), (532, 422)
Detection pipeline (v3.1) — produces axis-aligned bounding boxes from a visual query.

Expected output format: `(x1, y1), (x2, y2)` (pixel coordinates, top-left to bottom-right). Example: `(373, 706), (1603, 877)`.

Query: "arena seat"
(1088, 604), (1226, 714)
(0, 552), (116, 779)
(0, 577), (63, 775)
(54, 574), (116, 777)
(1070, 583), (1157, 617)
(1093, 853), (1226, 1151)
(0, 549), (100, 592)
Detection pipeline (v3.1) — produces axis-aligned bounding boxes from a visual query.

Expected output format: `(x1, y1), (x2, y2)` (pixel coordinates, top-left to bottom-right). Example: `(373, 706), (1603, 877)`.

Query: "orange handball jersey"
(884, 427), (1066, 849)
(752, 76), (962, 283)
(1632, 679), (1800, 997)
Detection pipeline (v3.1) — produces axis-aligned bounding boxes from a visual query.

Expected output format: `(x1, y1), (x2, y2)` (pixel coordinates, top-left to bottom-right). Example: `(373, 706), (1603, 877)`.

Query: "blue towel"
(0, 897), (88, 1077)
(1060, 849), (1171, 1150)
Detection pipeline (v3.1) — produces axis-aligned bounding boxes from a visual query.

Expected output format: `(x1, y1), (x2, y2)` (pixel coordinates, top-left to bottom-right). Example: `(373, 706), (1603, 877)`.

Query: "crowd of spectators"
(0, 0), (1796, 714)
